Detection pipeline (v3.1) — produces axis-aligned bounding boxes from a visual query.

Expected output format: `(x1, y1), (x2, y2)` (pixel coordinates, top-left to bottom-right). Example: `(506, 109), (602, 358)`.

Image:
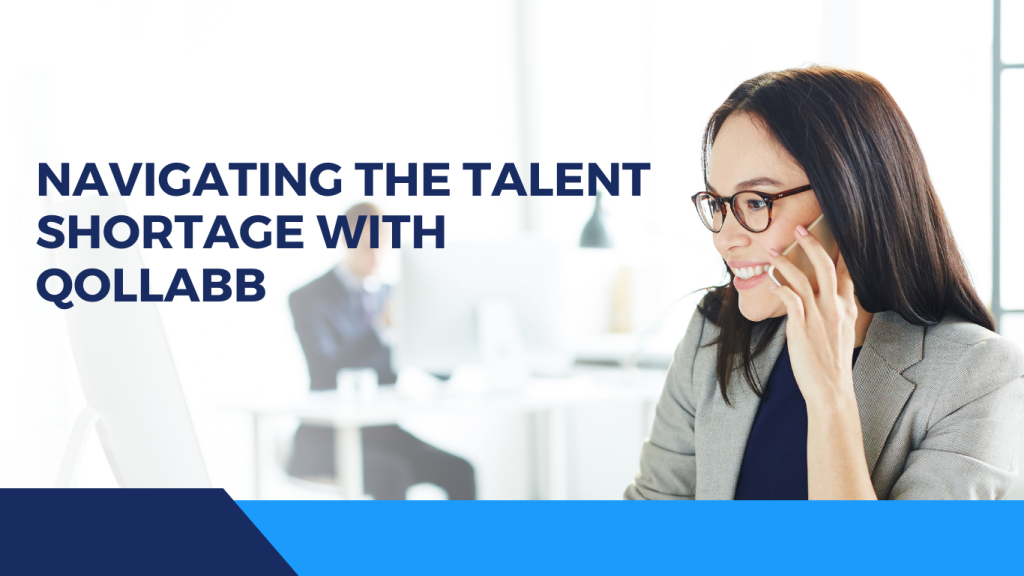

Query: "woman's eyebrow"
(734, 176), (784, 190)
(706, 177), (783, 195)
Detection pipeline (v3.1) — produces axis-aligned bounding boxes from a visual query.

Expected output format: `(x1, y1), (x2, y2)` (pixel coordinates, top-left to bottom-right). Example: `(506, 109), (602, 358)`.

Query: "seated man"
(287, 202), (476, 500)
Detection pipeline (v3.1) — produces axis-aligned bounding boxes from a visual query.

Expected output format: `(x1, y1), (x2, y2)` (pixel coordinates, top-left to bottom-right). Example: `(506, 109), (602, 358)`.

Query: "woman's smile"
(728, 260), (770, 289)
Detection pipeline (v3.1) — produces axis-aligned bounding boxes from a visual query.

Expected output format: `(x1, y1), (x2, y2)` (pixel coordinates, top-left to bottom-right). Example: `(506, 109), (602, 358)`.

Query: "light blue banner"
(238, 500), (1018, 575)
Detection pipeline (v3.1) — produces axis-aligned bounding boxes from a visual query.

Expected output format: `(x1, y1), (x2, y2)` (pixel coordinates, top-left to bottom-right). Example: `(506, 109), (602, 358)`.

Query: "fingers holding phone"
(767, 214), (840, 294)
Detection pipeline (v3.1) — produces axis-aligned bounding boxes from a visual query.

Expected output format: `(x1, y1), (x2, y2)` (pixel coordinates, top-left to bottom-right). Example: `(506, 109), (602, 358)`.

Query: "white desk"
(230, 367), (666, 499)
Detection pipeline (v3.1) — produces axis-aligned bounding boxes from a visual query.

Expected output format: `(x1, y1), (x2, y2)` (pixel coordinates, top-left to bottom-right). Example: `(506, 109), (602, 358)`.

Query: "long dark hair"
(699, 66), (993, 405)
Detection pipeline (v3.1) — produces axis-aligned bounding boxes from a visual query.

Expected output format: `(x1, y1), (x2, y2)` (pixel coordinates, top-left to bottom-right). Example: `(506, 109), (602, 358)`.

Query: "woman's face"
(707, 112), (824, 322)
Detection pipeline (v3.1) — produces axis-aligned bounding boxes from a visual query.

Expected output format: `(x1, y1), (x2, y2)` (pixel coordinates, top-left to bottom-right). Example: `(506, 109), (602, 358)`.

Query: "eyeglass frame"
(690, 184), (813, 233)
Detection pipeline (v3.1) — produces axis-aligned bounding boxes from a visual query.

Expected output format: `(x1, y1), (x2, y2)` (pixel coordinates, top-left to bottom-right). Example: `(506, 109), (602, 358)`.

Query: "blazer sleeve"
(889, 336), (1024, 500)
(624, 308), (707, 500)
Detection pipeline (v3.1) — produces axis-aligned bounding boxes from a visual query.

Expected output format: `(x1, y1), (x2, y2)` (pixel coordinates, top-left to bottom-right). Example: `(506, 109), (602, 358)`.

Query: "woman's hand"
(767, 224), (877, 499)
(767, 224), (858, 406)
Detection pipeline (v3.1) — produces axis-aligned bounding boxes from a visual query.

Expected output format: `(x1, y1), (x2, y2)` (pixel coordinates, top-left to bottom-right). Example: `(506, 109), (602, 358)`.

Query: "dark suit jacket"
(289, 269), (396, 389)
(287, 269), (398, 477)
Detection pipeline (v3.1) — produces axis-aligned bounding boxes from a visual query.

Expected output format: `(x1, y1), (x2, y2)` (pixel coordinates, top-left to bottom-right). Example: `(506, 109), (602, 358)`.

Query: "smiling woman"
(626, 66), (1024, 500)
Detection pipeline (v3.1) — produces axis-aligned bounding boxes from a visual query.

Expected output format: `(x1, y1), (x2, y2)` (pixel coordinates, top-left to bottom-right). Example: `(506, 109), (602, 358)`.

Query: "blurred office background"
(1, 0), (1022, 498)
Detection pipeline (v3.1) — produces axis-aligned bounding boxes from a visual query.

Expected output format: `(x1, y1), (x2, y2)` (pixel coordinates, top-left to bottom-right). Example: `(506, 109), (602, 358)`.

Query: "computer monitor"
(52, 195), (210, 488)
(392, 237), (573, 377)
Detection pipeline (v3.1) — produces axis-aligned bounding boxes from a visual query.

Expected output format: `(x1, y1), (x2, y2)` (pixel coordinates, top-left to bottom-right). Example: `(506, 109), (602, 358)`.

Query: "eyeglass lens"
(697, 192), (770, 232)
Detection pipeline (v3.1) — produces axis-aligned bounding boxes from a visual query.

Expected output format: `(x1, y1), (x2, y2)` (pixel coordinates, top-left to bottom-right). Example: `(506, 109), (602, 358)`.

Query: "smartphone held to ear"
(767, 214), (840, 292)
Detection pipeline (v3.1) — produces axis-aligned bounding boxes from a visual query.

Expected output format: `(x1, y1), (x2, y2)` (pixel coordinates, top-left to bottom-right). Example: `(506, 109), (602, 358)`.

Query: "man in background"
(288, 202), (476, 499)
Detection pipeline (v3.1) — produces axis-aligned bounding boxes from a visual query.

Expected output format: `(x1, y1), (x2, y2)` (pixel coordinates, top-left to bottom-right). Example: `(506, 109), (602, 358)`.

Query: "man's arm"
(289, 291), (344, 390)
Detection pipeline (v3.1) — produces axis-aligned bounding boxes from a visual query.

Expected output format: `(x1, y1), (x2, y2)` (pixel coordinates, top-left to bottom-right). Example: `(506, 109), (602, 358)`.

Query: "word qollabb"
(38, 268), (264, 309)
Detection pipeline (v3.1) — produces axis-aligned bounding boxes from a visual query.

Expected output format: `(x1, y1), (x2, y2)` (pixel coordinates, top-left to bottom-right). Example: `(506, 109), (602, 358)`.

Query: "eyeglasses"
(690, 184), (813, 233)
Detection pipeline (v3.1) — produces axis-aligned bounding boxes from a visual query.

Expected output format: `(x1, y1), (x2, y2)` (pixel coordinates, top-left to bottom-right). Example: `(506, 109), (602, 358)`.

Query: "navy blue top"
(733, 344), (862, 500)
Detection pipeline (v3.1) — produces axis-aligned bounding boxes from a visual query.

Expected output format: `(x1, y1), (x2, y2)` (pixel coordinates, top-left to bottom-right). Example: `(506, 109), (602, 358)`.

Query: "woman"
(625, 66), (1024, 500)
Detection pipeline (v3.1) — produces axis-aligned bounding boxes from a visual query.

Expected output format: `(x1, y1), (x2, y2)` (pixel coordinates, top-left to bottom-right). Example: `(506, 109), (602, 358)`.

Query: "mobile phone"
(767, 214), (839, 292)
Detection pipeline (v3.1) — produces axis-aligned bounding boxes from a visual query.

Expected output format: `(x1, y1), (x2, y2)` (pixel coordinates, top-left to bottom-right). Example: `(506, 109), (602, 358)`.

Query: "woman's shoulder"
(680, 295), (725, 342)
(673, 306), (712, 357)
(923, 313), (1024, 366)
(927, 312), (1006, 345)
(665, 302), (722, 376)
(901, 312), (1024, 402)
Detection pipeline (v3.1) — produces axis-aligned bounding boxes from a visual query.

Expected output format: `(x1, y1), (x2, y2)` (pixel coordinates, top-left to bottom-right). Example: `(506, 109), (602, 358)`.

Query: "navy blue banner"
(1, 489), (295, 575)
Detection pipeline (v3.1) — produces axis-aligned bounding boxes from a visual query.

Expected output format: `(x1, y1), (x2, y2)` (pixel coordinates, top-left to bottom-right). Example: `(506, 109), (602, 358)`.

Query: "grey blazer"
(625, 308), (1024, 500)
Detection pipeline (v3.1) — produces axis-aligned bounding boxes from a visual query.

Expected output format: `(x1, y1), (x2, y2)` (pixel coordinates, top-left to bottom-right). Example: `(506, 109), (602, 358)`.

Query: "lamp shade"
(579, 191), (612, 248)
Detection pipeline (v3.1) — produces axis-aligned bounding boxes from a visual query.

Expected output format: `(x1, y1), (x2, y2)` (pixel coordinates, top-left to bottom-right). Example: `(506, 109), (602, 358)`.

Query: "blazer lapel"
(853, 311), (923, 475)
(699, 317), (788, 499)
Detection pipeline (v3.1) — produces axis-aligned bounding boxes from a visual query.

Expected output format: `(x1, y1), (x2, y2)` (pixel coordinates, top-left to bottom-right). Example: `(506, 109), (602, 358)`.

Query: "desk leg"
(252, 415), (262, 500)
(335, 426), (365, 499)
(546, 408), (568, 500)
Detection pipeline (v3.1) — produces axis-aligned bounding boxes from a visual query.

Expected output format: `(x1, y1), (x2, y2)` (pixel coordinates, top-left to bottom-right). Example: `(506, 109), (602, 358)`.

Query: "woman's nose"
(715, 210), (751, 252)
